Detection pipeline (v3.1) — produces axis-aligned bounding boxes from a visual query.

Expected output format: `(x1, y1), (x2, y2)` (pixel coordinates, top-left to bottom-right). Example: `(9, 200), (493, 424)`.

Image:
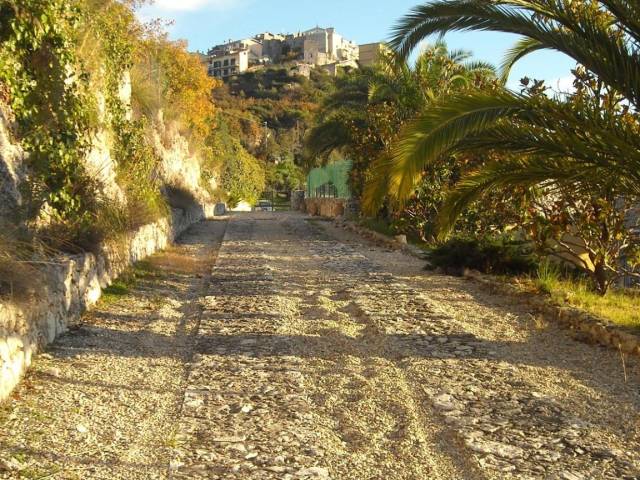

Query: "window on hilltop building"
(223, 69), (229, 76)
(223, 59), (229, 66)
(231, 58), (236, 66)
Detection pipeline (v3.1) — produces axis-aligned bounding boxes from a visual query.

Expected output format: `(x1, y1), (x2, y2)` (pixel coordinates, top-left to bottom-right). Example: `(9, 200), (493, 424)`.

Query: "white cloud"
(151, 0), (239, 11)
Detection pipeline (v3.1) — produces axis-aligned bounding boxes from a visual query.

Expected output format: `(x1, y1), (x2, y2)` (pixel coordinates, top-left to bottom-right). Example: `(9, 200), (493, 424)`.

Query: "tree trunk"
(593, 261), (609, 296)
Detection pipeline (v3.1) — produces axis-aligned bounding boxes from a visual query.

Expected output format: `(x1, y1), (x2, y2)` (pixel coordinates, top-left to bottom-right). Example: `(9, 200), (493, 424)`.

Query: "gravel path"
(2, 212), (639, 479)
(0, 219), (228, 479)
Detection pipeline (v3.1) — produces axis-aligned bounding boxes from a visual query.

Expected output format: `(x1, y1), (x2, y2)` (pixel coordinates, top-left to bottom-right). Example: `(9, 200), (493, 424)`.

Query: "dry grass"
(0, 230), (45, 301)
(533, 261), (640, 330)
(550, 281), (640, 330)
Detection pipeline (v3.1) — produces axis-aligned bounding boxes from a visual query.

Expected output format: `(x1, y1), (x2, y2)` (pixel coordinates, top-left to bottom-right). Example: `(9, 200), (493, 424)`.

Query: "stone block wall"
(304, 198), (346, 218)
(0, 204), (214, 401)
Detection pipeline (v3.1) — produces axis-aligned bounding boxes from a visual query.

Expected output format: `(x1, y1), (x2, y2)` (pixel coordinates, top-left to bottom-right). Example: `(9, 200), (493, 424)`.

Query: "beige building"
(302, 27), (359, 67)
(256, 32), (286, 60)
(205, 28), (362, 79)
(359, 42), (387, 67)
(208, 49), (249, 79)
(209, 38), (263, 64)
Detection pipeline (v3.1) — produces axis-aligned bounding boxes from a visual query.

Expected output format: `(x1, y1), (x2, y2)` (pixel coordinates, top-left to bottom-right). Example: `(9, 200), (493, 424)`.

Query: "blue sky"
(139, 0), (575, 91)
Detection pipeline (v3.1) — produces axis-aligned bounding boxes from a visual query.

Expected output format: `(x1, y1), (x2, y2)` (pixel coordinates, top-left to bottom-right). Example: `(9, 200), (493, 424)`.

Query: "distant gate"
(306, 159), (352, 199)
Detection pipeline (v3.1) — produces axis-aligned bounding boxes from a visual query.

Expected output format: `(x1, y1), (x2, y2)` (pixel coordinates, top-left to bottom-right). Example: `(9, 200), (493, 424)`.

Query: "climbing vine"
(0, 0), (223, 249)
(0, 0), (99, 246)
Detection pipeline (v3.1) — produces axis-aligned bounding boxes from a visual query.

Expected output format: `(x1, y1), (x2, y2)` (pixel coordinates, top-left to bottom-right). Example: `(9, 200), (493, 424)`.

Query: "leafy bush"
(427, 236), (537, 276)
(133, 36), (218, 145)
(361, 218), (397, 238)
(266, 160), (305, 192)
(210, 117), (265, 207)
(221, 146), (265, 207)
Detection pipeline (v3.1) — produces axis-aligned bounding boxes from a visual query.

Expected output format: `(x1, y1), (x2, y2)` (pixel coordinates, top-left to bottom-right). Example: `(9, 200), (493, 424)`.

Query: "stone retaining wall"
(463, 270), (640, 357)
(304, 198), (346, 218)
(0, 204), (215, 401)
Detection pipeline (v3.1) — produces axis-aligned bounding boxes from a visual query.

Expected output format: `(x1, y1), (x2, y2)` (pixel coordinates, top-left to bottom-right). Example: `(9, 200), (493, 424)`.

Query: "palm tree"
(368, 40), (494, 116)
(305, 42), (495, 171)
(362, 0), (640, 225)
(304, 71), (371, 163)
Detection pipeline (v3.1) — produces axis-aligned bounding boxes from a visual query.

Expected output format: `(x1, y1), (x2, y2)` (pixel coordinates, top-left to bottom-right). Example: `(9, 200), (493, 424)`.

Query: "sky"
(138, 0), (576, 91)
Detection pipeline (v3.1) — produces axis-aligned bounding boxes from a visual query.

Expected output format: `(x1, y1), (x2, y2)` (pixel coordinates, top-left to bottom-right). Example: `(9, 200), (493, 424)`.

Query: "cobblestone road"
(2, 212), (639, 479)
(173, 212), (639, 480)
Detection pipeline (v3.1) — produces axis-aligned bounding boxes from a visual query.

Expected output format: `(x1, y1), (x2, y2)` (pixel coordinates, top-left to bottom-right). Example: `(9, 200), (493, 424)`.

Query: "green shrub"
(361, 218), (397, 238)
(0, 0), (102, 249)
(209, 117), (266, 207)
(427, 236), (537, 276)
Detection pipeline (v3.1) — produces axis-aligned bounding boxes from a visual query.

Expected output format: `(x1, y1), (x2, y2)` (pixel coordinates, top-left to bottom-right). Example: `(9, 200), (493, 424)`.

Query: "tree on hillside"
(214, 68), (332, 165)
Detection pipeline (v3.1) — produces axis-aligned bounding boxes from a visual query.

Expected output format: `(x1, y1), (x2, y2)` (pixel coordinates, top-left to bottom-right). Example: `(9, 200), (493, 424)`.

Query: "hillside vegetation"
(214, 67), (337, 193)
(0, 0), (264, 294)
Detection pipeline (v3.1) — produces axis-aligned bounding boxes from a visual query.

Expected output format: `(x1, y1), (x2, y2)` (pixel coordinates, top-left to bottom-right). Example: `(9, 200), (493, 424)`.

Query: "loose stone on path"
(1, 212), (639, 480)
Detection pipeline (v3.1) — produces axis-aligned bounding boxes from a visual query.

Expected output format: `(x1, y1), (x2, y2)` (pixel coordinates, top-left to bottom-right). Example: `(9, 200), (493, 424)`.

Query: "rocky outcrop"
(151, 111), (216, 203)
(0, 108), (24, 220)
(0, 73), (222, 401)
(0, 203), (215, 401)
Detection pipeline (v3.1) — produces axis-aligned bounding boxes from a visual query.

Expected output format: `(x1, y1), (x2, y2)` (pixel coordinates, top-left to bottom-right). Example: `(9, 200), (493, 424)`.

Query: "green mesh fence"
(307, 159), (352, 199)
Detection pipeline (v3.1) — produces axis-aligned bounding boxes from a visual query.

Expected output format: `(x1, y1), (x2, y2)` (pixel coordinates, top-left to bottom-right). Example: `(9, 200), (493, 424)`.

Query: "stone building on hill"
(358, 42), (387, 67)
(205, 27), (378, 78)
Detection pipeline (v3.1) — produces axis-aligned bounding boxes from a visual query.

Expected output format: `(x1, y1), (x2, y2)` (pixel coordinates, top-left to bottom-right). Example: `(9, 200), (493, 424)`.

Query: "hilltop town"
(203, 27), (385, 78)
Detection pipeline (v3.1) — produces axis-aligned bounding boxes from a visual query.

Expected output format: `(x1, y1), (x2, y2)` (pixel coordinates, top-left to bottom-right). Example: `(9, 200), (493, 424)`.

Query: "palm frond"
(379, 90), (528, 204)
(499, 37), (545, 84)
(462, 60), (496, 74)
(364, 86), (640, 212)
(361, 153), (395, 214)
(389, 0), (640, 107)
(599, 0), (640, 43)
(304, 114), (362, 160)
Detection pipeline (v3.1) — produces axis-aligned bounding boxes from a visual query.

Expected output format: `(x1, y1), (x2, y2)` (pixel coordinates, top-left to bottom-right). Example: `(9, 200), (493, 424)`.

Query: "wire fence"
(306, 159), (352, 199)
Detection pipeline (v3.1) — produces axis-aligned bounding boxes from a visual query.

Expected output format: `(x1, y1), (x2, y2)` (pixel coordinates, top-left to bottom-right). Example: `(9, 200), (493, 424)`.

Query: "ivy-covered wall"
(0, 0), (220, 252)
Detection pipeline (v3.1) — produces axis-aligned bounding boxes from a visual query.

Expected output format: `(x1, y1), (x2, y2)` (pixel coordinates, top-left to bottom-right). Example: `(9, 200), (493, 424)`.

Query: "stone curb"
(463, 269), (640, 357)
